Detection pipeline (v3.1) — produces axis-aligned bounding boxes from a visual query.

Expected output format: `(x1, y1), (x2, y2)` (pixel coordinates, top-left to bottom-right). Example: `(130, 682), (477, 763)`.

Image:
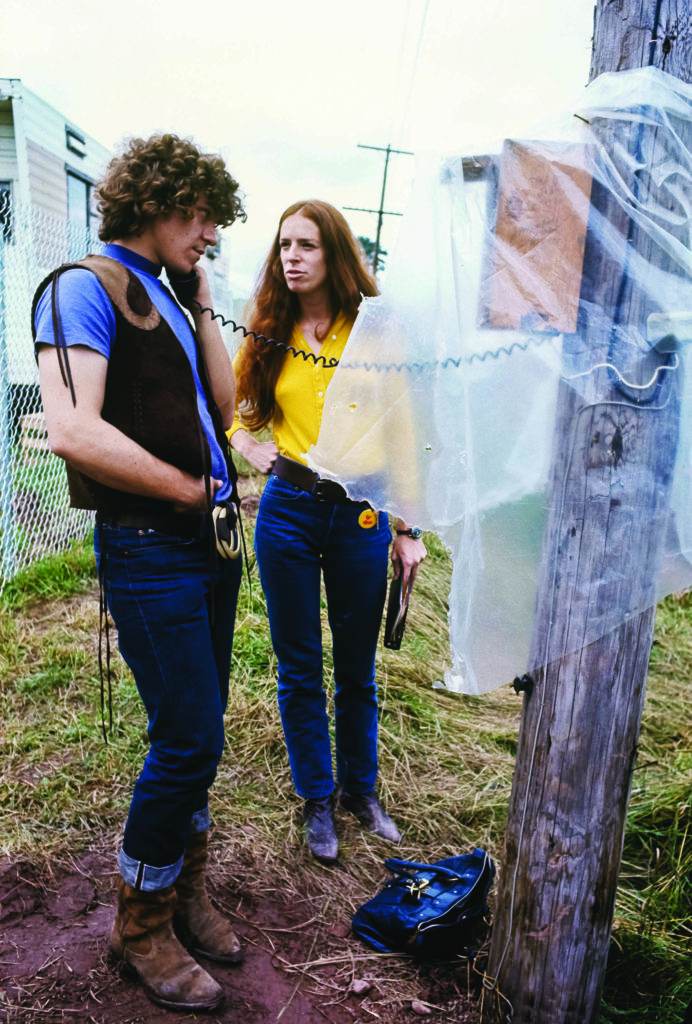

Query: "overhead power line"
(344, 143), (414, 274)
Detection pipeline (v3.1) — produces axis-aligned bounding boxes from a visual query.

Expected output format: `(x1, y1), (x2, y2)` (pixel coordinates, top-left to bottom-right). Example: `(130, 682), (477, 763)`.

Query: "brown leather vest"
(31, 254), (232, 516)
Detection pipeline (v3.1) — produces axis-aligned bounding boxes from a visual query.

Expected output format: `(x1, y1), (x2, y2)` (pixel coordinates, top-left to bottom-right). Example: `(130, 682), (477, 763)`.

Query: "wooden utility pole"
(344, 143), (412, 273)
(482, 3), (690, 1022)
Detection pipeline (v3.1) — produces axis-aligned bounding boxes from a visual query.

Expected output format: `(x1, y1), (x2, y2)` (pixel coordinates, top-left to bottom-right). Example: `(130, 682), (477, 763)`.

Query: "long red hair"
(234, 200), (378, 431)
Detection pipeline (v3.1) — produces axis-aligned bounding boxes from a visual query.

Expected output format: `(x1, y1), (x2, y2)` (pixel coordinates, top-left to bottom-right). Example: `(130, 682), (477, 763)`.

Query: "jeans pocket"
(263, 475), (308, 502)
(132, 530), (200, 554)
(100, 525), (200, 559)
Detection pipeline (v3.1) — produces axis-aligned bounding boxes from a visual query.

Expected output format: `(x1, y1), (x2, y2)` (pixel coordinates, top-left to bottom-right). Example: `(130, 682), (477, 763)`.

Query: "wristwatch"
(396, 526), (423, 540)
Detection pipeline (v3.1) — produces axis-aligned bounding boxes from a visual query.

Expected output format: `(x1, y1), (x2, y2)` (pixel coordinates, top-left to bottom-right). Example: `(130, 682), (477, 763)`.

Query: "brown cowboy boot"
(174, 830), (243, 964)
(110, 878), (224, 1012)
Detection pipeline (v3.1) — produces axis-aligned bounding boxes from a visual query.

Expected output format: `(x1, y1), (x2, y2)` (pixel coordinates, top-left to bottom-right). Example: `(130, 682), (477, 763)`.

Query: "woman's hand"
(391, 532), (427, 591)
(232, 429), (278, 475)
(246, 440), (279, 475)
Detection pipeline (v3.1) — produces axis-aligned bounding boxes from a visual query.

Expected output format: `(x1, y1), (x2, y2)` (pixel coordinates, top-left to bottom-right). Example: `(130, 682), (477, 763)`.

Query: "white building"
(0, 77), (235, 391)
(0, 78), (110, 231)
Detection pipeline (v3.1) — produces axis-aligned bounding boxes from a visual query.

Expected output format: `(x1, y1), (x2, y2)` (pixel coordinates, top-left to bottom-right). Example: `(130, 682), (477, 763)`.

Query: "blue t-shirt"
(33, 243), (230, 502)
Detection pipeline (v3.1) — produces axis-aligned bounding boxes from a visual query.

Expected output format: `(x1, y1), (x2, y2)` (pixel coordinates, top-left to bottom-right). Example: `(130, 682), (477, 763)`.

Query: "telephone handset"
(167, 269), (200, 309)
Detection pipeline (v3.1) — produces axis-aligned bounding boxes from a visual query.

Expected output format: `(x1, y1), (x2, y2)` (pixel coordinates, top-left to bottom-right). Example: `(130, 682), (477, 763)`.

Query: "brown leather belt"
(272, 454), (351, 503)
(97, 511), (207, 539)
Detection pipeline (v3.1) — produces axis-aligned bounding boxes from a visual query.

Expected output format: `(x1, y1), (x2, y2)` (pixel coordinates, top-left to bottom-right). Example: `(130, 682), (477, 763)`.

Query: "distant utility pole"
(344, 143), (413, 273)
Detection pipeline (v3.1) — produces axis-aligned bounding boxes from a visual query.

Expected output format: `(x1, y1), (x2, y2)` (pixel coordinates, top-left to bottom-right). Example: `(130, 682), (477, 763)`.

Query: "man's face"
(148, 197), (218, 274)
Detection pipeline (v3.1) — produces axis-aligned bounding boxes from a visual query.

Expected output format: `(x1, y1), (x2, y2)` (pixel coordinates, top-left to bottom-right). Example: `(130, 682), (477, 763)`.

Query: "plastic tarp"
(308, 67), (692, 694)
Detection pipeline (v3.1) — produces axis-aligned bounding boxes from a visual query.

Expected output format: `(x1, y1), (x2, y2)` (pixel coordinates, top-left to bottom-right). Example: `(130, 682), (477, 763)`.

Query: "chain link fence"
(0, 193), (102, 591)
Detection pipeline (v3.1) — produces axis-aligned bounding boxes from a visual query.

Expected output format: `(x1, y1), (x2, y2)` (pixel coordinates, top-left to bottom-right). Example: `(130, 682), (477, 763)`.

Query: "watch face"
(409, 527), (423, 540)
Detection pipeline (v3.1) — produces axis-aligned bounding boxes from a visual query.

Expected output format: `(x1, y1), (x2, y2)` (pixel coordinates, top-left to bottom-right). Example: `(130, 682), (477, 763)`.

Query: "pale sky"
(1, 0), (595, 300)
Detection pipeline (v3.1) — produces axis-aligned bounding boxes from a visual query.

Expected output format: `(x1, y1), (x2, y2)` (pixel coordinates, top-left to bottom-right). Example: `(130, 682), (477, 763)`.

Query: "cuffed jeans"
(254, 475), (390, 800)
(95, 522), (241, 891)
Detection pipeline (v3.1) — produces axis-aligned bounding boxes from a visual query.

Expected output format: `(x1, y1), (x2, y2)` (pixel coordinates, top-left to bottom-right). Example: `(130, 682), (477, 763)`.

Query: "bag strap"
(384, 858), (463, 881)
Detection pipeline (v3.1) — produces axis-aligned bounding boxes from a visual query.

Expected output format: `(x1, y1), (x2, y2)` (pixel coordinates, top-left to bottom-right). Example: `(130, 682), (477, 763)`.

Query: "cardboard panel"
(482, 140), (592, 334)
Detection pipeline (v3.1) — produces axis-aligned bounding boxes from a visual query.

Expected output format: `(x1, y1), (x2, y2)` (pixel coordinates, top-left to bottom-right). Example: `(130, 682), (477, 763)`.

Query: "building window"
(66, 170), (94, 259)
(65, 126), (86, 159)
(0, 181), (12, 243)
(67, 170), (91, 229)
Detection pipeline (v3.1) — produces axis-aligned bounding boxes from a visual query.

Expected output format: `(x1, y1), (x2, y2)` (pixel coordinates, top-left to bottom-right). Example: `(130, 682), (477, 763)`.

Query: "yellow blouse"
(228, 314), (351, 466)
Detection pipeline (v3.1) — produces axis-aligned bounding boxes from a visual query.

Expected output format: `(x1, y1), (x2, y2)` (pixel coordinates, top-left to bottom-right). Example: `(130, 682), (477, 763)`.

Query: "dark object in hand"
(384, 575), (411, 650)
(168, 270), (199, 309)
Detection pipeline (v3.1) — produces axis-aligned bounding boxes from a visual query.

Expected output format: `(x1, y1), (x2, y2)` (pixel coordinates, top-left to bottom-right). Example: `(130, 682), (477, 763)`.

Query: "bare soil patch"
(0, 847), (481, 1024)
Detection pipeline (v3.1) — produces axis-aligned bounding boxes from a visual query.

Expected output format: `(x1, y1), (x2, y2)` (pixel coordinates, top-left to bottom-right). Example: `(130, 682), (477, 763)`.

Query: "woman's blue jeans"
(95, 522), (242, 891)
(254, 475), (390, 800)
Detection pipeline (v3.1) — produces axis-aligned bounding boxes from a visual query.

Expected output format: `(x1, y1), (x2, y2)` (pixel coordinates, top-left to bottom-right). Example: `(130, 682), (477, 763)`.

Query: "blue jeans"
(95, 522), (242, 891)
(254, 475), (390, 799)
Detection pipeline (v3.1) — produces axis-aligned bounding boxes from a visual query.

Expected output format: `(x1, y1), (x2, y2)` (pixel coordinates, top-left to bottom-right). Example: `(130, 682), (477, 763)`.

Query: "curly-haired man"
(32, 134), (246, 1012)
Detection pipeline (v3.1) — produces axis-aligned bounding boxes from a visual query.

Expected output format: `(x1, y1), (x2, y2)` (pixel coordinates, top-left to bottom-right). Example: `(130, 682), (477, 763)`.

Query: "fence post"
(0, 216), (17, 583)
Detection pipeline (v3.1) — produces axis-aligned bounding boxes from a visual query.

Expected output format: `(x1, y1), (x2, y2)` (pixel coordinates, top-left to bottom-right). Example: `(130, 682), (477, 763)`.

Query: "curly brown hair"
(96, 133), (245, 241)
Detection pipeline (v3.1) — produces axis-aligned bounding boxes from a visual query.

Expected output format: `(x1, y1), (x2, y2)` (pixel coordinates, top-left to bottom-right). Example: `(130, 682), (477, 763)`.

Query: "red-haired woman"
(230, 200), (426, 863)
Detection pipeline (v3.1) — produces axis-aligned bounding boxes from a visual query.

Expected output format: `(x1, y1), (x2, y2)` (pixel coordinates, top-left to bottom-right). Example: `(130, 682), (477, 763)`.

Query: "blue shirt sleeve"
(33, 268), (116, 360)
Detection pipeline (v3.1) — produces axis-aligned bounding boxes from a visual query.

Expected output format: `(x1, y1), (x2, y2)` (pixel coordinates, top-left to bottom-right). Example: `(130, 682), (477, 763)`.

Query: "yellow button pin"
(358, 509), (378, 529)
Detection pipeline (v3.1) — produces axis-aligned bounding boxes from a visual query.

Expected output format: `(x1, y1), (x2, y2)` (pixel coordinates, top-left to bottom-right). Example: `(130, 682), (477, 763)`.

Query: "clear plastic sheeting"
(308, 67), (692, 694)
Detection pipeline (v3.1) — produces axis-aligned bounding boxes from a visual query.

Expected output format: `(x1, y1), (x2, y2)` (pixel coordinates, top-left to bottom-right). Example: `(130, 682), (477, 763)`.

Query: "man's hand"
(174, 476), (223, 513)
(232, 430), (278, 475)
(192, 266), (212, 308)
(391, 533), (427, 591)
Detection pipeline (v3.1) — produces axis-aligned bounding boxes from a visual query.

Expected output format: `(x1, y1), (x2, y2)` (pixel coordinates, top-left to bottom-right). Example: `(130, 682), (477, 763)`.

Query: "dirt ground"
(0, 847), (482, 1024)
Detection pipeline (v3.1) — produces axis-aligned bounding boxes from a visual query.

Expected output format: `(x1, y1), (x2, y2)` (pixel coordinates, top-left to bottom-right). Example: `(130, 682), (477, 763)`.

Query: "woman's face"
(279, 213), (329, 297)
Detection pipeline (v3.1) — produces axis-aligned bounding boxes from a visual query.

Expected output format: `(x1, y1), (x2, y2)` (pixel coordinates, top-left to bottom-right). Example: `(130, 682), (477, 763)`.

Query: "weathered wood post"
(482, 3), (690, 1022)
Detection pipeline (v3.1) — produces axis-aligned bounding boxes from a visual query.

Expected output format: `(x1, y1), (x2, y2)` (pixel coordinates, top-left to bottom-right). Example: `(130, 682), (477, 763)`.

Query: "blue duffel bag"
(351, 848), (495, 959)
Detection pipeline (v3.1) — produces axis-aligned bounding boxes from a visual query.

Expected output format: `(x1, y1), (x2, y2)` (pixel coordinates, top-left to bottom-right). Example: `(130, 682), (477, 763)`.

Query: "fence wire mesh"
(0, 194), (103, 591)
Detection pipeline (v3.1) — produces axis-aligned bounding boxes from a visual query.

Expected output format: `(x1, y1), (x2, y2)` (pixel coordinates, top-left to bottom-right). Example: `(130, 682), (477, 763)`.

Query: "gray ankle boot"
(303, 796), (338, 864)
(340, 791), (402, 843)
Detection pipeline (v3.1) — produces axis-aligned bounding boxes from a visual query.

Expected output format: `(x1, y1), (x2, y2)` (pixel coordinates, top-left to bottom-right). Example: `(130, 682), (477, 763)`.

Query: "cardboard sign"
(482, 140), (593, 334)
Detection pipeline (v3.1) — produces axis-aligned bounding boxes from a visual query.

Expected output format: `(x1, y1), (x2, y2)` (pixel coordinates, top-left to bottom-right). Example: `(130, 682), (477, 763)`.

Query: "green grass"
(0, 514), (689, 1022)
(0, 534), (94, 609)
(599, 590), (692, 1024)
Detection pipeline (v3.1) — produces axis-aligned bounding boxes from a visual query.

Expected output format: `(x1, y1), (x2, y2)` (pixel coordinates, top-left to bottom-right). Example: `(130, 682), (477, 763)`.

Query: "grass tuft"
(0, 536), (95, 610)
